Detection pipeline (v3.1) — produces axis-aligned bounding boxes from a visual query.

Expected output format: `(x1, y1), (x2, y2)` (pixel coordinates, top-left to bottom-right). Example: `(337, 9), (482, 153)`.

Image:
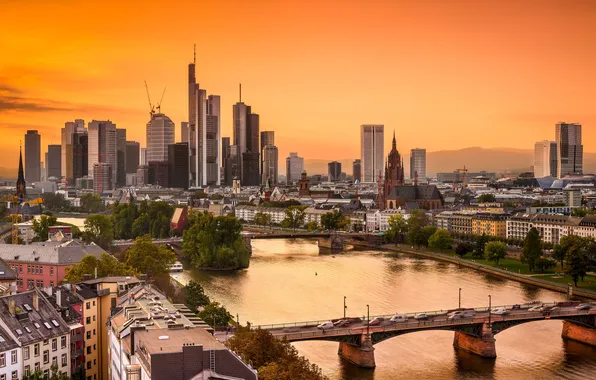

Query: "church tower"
(382, 131), (404, 208)
(16, 146), (26, 202)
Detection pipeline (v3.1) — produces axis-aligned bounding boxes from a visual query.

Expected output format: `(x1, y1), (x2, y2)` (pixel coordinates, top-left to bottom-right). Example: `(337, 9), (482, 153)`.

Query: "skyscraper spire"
(392, 130), (396, 150)
(193, 43), (196, 65)
(239, 83), (242, 102)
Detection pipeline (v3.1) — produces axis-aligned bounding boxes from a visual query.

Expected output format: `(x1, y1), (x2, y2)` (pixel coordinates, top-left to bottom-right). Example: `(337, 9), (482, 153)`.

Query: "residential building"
(93, 163), (112, 194)
(72, 131), (88, 183)
(361, 124), (384, 183)
(564, 189), (582, 208)
(235, 205), (287, 225)
(556, 122), (583, 177)
(471, 213), (509, 238)
(328, 161), (342, 182)
(0, 259), (17, 296)
(410, 148), (426, 180)
(46, 145), (61, 180)
(365, 209), (409, 232)
(0, 240), (105, 292)
(25, 130), (41, 183)
(0, 289), (71, 379)
(170, 207), (188, 235)
(506, 213), (582, 244)
(125, 141), (140, 174)
(61, 119), (85, 183)
(353, 159), (361, 183)
(0, 323), (19, 380)
(262, 145), (278, 185)
(286, 152), (304, 184)
(168, 143), (189, 189)
(88, 120), (117, 188)
(534, 140), (557, 178)
(434, 211), (475, 235)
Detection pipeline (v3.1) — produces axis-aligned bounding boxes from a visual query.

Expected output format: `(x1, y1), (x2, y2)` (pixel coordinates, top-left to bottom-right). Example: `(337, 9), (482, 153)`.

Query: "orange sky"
(1, 0), (596, 170)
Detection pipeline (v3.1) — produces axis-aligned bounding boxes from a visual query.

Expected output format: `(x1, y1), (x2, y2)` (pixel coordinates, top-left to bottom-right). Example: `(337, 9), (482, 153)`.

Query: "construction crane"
(144, 80), (155, 116)
(455, 166), (468, 191)
(155, 87), (166, 114)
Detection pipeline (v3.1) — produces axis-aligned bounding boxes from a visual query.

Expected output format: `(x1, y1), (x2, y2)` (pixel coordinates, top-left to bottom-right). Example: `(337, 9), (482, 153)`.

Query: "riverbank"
(383, 244), (596, 300)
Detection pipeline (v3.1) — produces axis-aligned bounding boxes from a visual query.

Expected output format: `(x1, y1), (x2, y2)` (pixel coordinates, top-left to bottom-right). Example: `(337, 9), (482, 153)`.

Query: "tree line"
(252, 207), (352, 232)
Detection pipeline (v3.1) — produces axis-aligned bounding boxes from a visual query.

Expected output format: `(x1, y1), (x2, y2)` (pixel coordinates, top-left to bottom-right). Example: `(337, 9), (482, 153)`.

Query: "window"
(43, 370), (49, 378)
(61, 336), (66, 348)
(24, 365), (30, 376)
(50, 267), (54, 275)
(24, 346), (29, 360)
(52, 356), (57, 367)
(86, 317), (91, 325)
(34, 362), (40, 371)
(27, 279), (34, 289)
(86, 331), (91, 340)
(111, 298), (116, 309)
(0, 375), (4, 380)
(39, 267), (43, 274)
(52, 338), (57, 351)
(61, 353), (67, 367)
(93, 329), (96, 336)
(50, 281), (54, 287)
(0, 353), (5, 367)
(43, 350), (49, 364)
(10, 350), (16, 364)
(87, 346), (91, 355)
(93, 315), (96, 322)
(10, 371), (16, 380)
(36, 280), (43, 288)
(93, 359), (96, 365)
(93, 344), (96, 350)
(87, 361), (91, 370)
(86, 302), (90, 310)
(43, 339), (48, 346)
(92, 300), (95, 306)
(34, 343), (39, 356)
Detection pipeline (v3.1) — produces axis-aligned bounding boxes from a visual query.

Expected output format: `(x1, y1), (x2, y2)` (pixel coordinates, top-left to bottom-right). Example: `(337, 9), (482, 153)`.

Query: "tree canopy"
(65, 253), (135, 282)
(455, 242), (472, 257)
(80, 193), (104, 213)
(566, 245), (589, 287)
(521, 227), (542, 272)
(198, 302), (233, 328)
(124, 235), (175, 279)
(484, 241), (507, 265)
(320, 211), (350, 231)
(406, 210), (430, 247)
(280, 207), (305, 230)
(112, 201), (174, 240)
(477, 193), (497, 203)
(385, 214), (408, 244)
(83, 214), (114, 250)
(183, 280), (211, 313)
(32, 214), (57, 242)
(428, 229), (453, 251)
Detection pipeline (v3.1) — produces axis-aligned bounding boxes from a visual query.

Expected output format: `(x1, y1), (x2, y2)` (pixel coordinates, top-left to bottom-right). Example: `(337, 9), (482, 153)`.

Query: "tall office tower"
(241, 112), (260, 186)
(168, 143), (189, 189)
(328, 161), (342, 182)
(140, 148), (147, 165)
(188, 49), (200, 187)
(353, 159), (361, 183)
(181, 122), (189, 143)
(534, 140), (558, 178)
(116, 128), (127, 187)
(61, 119), (85, 182)
(224, 145), (240, 186)
(24, 130), (41, 182)
(88, 120), (117, 189)
(40, 162), (46, 182)
(46, 145), (62, 180)
(146, 113), (175, 163)
(233, 89), (250, 181)
(360, 124), (384, 182)
(72, 131), (88, 182)
(242, 152), (260, 186)
(126, 141), (140, 174)
(260, 131), (274, 150)
(221, 137), (231, 184)
(556, 122), (583, 177)
(93, 163), (112, 194)
(262, 145), (279, 185)
(409, 148), (427, 180)
(148, 161), (169, 187)
(286, 152), (304, 184)
(206, 95), (221, 186)
(136, 165), (149, 186)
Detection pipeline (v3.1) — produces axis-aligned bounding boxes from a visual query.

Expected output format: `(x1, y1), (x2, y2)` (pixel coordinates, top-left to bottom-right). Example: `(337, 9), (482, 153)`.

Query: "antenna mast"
(239, 83), (242, 102)
(194, 43), (196, 65)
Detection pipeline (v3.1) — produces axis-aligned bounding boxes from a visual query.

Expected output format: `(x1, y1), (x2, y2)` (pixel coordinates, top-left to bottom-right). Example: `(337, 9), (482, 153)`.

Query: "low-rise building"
(0, 259), (17, 296)
(434, 211), (476, 235)
(506, 213), (582, 244)
(471, 213), (509, 238)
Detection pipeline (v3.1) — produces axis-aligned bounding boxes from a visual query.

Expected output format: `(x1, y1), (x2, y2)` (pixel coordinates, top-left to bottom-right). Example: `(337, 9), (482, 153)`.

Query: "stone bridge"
(256, 301), (596, 368)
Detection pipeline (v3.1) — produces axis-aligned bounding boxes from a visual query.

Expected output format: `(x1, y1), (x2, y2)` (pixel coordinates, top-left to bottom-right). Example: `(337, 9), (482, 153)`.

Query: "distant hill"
(0, 167), (17, 180)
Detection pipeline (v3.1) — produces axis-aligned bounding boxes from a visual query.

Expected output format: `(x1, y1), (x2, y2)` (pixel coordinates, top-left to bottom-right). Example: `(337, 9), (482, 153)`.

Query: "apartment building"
(506, 213), (582, 244)
(471, 213), (509, 238)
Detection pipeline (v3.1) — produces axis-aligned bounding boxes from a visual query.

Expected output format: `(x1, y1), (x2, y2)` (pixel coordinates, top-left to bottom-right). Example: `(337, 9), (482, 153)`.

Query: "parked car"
(491, 307), (508, 315)
(528, 305), (543, 312)
(333, 319), (350, 327)
(448, 310), (475, 320)
(317, 321), (334, 330)
(390, 313), (408, 323)
(542, 306), (558, 315)
(576, 304), (592, 311)
(511, 304), (521, 310)
(368, 317), (385, 326)
(414, 313), (429, 320)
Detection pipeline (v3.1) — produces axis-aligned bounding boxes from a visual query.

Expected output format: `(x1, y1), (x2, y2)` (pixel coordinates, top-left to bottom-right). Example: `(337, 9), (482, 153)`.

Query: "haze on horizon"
(1, 0), (595, 170)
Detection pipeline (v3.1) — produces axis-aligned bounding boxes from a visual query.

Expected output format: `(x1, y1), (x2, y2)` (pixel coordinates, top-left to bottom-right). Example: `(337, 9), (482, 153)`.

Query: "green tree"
(227, 326), (326, 380)
(455, 242), (472, 258)
(428, 229), (453, 251)
(132, 213), (151, 237)
(565, 245), (588, 287)
(31, 215), (57, 241)
(82, 214), (114, 250)
(65, 253), (135, 283)
(198, 302), (233, 328)
(124, 235), (175, 279)
(385, 214), (408, 244)
(42, 193), (71, 212)
(321, 211), (347, 231)
(406, 210), (429, 247)
(553, 235), (585, 271)
(535, 257), (556, 273)
(254, 212), (270, 227)
(472, 234), (489, 258)
(477, 193), (496, 203)
(484, 241), (507, 265)
(79, 193), (104, 213)
(418, 225), (437, 248)
(280, 207), (305, 230)
(305, 221), (319, 232)
(22, 364), (71, 380)
(521, 227), (542, 272)
(111, 203), (139, 240)
(183, 280), (211, 313)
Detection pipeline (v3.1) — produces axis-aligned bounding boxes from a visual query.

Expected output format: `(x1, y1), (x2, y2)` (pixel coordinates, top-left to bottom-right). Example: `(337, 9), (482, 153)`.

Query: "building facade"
(168, 143), (189, 189)
(410, 148), (426, 180)
(125, 141), (140, 174)
(88, 120), (117, 188)
(72, 131), (88, 183)
(93, 163), (112, 194)
(286, 152), (304, 184)
(61, 119), (85, 183)
(353, 159), (361, 183)
(361, 124), (384, 183)
(534, 140), (557, 178)
(262, 145), (278, 185)
(25, 130), (41, 183)
(146, 113), (175, 164)
(328, 161), (342, 182)
(46, 145), (62, 180)
(556, 122), (583, 177)
(506, 213), (582, 244)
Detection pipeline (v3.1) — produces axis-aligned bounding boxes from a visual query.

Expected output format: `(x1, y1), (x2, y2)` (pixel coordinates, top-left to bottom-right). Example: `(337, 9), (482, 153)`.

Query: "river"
(172, 238), (596, 380)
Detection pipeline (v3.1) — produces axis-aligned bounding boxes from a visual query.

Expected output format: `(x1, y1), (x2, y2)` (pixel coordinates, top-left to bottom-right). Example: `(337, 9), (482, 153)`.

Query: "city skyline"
(2, 1), (595, 170)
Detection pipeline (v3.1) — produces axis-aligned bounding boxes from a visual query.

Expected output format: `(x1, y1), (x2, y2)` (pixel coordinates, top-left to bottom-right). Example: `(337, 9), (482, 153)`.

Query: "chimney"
(32, 291), (39, 310)
(56, 290), (62, 307)
(8, 297), (15, 315)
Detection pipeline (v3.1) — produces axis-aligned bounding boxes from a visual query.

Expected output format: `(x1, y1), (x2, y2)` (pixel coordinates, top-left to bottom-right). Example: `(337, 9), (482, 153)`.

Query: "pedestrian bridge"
(255, 301), (596, 368)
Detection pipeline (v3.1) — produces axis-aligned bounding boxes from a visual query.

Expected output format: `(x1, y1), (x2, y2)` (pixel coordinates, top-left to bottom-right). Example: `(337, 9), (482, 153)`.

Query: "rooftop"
(136, 327), (225, 355)
(0, 240), (105, 265)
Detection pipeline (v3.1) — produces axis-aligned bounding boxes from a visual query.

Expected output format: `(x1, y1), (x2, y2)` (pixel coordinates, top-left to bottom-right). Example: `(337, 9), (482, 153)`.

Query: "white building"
(534, 140), (557, 178)
(286, 152), (304, 184)
(235, 205), (287, 225)
(0, 326), (20, 380)
(365, 209), (410, 232)
(506, 213), (582, 244)
(410, 148), (426, 180)
(361, 124), (384, 183)
(556, 122), (583, 177)
(88, 120), (117, 188)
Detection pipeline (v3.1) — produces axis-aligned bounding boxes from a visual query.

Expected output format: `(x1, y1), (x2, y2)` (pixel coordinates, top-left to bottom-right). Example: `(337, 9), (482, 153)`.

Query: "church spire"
(16, 144), (26, 200)
(392, 130), (396, 150)
(17, 144), (24, 182)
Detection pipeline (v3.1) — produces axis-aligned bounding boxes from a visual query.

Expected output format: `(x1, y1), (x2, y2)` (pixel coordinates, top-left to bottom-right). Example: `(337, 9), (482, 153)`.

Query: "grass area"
(532, 273), (596, 291)
(440, 251), (541, 274)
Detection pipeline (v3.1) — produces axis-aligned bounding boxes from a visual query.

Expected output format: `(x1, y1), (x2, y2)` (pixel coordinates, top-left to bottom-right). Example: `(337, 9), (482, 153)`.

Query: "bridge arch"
(491, 314), (595, 336)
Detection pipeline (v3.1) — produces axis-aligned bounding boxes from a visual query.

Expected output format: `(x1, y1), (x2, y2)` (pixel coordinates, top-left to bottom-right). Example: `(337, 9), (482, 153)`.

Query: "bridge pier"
(453, 323), (496, 358)
(561, 320), (596, 347)
(338, 334), (375, 369)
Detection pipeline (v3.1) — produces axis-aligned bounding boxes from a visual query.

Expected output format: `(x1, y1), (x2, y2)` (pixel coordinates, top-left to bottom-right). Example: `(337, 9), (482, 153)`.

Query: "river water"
(173, 238), (596, 380)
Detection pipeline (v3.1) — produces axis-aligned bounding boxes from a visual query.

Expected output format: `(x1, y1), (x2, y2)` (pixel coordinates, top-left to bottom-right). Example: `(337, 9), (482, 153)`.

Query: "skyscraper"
(353, 159), (361, 183)
(46, 145), (61, 179)
(206, 95), (221, 186)
(146, 113), (175, 163)
(181, 122), (189, 143)
(168, 142), (189, 189)
(260, 131), (274, 150)
(286, 152), (304, 184)
(221, 137), (231, 184)
(534, 141), (557, 178)
(93, 163), (112, 194)
(88, 120), (117, 189)
(24, 130), (41, 182)
(116, 128), (127, 187)
(61, 119), (85, 182)
(556, 122), (583, 177)
(140, 148), (147, 165)
(410, 148), (426, 180)
(72, 132), (88, 182)
(126, 141), (140, 174)
(328, 161), (342, 182)
(361, 124), (384, 182)
(262, 145), (278, 185)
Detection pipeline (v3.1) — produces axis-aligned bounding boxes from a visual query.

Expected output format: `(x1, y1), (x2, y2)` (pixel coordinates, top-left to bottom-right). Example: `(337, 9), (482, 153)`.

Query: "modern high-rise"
(262, 145), (279, 185)
(168, 142), (189, 189)
(88, 120), (117, 189)
(224, 145), (240, 186)
(361, 124), (384, 182)
(534, 141), (558, 178)
(260, 131), (274, 150)
(146, 113), (175, 163)
(61, 119), (85, 182)
(328, 161), (342, 182)
(242, 152), (260, 186)
(46, 145), (61, 179)
(410, 148), (427, 180)
(556, 122), (583, 177)
(125, 141), (140, 174)
(72, 131), (88, 182)
(93, 162), (112, 194)
(286, 152), (304, 184)
(25, 130), (41, 182)
(116, 128), (127, 187)
(206, 95), (221, 186)
(353, 159), (361, 183)
(180, 121), (189, 143)
(140, 148), (147, 165)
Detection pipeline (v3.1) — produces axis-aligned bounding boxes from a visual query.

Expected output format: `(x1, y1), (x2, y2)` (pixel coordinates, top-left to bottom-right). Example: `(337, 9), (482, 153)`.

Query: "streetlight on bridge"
(458, 288), (462, 309)
(366, 304), (370, 337)
(344, 296), (347, 319)
(488, 295), (492, 325)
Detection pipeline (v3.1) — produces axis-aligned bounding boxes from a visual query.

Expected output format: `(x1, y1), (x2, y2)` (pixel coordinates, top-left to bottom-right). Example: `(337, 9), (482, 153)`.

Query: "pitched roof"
(0, 240), (105, 265)
(388, 185), (444, 202)
(0, 324), (19, 352)
(0, 257), (17, 281)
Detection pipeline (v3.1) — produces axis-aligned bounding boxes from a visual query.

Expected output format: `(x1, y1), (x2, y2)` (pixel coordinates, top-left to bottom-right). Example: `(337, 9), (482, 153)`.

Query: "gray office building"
(556, 122), (583, 177)
(353, 159), (361, 183)
(126, 141), (140, 174)
(328, 161), (342, 182)
(410, 148), (426, 180)
(46, 145), (61, 179)
(25, 130), (41, 182)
